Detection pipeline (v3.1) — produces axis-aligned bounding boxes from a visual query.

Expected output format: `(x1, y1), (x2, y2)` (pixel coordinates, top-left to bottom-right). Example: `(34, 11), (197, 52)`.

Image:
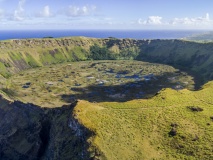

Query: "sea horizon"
(0, 29), (210, 40)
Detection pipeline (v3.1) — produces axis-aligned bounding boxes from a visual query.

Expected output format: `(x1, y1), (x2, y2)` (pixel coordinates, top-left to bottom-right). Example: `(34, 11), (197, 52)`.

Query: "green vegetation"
(70, 47), (88, 61)
(89, 44), (114, 60)
(25, 53), (40, 67)
(137, 39), (213, 84)
(0, 37), (212, 159)
(4, 60), (194, 107)
(75, 82), (213, 159)
(0, 37), (212, 84)
(43, 36), (54, 38)
(0, 62), (11, 78)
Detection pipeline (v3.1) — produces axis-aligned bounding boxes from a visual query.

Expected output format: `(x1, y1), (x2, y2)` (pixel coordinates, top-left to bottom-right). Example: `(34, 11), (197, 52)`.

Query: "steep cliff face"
(0, 37), (213, 82)
(136, 39), (213, 82)
(0, 96), (91, 160)
(0, 37), (102, 76)
(0, 37), (142, 76)
(0, 37), (213, 159)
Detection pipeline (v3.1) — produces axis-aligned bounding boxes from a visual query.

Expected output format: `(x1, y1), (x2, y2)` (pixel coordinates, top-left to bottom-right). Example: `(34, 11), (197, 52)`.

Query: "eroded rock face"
(0, 97), (91, 160)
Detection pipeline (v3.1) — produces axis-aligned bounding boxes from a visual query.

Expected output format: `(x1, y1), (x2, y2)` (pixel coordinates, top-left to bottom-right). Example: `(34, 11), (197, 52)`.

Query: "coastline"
(0, 29), (206, 41)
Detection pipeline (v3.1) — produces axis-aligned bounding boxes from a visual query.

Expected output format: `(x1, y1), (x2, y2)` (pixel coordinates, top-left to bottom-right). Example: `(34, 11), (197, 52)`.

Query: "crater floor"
(5, 60), (195, 107)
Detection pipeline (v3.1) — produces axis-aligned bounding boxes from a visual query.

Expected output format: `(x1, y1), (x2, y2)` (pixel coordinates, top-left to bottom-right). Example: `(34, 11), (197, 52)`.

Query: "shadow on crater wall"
(0, 97), (92, 160)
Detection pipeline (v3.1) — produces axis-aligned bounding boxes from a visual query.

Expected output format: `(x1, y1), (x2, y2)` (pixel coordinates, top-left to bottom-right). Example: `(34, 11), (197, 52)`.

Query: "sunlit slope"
(74, 81), (213, 160)
(0, 37), (109, 77)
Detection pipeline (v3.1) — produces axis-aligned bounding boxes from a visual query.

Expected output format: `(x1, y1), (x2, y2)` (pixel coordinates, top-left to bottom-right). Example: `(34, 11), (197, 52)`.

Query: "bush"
(188, 106), (203, 112)
(89, 44), (116, 60)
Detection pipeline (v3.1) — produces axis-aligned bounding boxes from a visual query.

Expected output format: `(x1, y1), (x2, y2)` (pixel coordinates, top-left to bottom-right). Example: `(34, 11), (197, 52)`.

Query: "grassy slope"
(0, 37), (213, 159)
(0, 37), (213, 82)
(75, 81), (213, 160)
(137, 40), (213, 83)
(0, 37), (104, 76)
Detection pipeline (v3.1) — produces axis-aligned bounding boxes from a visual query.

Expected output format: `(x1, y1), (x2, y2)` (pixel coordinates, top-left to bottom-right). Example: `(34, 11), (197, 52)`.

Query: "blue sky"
(0, 0), (213, 30)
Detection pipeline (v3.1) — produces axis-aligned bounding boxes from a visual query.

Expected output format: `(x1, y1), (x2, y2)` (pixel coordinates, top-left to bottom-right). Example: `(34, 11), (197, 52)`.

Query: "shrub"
(188, 106), (203, 112)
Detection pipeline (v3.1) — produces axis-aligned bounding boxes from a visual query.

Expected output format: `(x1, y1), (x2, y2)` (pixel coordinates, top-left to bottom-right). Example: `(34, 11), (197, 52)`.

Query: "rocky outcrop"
(0, 96), (91, 160)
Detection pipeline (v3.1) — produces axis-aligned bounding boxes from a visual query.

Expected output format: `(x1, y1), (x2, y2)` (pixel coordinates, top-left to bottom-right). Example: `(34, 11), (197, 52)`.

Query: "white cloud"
(0, 9), (4, 18)
(138, 13), (212, 29)
(65, 5), (96, 17)
(139, 16), (163, 25)
(171, 13), (211, 26)
(206, 13), (210, 20)
(13, 0), (26, 21)
(37, 5), (52, 18)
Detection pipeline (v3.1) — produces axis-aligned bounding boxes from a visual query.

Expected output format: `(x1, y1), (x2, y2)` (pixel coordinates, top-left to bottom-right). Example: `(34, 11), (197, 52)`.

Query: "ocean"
(0, 30), (207, 40)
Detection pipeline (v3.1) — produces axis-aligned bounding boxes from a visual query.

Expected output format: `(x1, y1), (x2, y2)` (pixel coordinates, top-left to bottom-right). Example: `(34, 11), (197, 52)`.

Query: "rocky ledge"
(0, 96), (91, 160)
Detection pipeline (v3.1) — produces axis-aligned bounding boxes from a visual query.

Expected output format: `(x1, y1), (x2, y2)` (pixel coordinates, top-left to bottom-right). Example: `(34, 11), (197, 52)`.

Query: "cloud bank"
(138, 13), (212, 28)
(65, 5), (96, 17)
(139, 16), (163, 25)
(171, 13), (210, 25)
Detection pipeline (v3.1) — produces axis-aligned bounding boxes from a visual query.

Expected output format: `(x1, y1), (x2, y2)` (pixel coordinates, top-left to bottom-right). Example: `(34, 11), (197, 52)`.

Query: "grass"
(74, 81), (213, 160)
(0, 61), (11, 78)
(0, 37), (213, 84)
(4, 60), (195, 108)
(0, 37), (213, 159)
(1, 59), (210, 159)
